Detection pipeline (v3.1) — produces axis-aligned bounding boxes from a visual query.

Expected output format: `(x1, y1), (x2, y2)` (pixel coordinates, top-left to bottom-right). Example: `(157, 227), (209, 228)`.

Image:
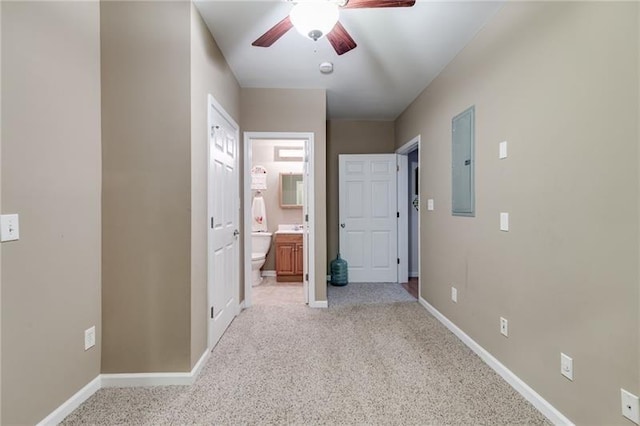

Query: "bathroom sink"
(275, 224), (305, 234)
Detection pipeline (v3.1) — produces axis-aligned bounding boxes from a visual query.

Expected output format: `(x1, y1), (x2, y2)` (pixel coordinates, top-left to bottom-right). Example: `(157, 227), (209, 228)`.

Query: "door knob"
(340, 223), (345, 228)
(233, 229), (240, 237)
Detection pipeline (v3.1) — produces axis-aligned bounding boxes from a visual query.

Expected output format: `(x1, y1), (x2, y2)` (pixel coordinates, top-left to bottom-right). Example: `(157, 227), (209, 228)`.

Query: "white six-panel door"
(208, 95), (238, 349)
(339, 154), (398, 282)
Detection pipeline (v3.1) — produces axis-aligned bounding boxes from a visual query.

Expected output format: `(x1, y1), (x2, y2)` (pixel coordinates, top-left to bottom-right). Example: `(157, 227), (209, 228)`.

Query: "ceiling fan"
(252, 0), (416, 56)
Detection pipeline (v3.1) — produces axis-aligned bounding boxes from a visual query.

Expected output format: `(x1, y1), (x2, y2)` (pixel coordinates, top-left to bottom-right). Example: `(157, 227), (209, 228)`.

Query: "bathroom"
(249, 139), (307, 305)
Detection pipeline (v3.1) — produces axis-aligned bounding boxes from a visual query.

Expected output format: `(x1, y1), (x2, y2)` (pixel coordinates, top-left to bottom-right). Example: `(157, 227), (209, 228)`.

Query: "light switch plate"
(451, 287), (457, 303)
(621, 389), (639, 424)
(499, 141), (508, 159)
(84, 326), (96, 350)
(500, 317), (508, 337)
(561, 353), (573, 381)
(427, 199), (434, 211)
(500, 212), (509, 231)
(1, 214), (20, 242)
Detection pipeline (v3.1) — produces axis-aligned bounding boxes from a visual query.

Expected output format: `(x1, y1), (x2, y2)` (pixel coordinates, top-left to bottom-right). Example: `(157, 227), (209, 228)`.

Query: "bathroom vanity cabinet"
(275, 233), (303, 282)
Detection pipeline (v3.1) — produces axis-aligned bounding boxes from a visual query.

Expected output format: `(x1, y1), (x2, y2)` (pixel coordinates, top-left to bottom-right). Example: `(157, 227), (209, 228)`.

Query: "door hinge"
(397, 212), (400, 218)
(397, 164), (400, 172)
(305, 214), (309, 222)
(397, 258), (400, 264)
(305, 273), (309, 281)
(210, 217), (214, 229)
(210, 306), (214, 318)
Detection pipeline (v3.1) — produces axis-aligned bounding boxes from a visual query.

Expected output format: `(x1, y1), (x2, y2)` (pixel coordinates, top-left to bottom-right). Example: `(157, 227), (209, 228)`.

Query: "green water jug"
(330, 253), (348, 286)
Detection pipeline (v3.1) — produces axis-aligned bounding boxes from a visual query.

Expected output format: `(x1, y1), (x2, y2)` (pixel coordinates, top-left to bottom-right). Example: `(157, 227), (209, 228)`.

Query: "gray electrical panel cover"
(452, 106), (475, 217)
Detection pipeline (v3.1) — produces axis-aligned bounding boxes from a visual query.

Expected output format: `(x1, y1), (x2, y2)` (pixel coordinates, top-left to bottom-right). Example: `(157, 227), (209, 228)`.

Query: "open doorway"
(243, 132), (315, 308)
(397, 135), (421, 299)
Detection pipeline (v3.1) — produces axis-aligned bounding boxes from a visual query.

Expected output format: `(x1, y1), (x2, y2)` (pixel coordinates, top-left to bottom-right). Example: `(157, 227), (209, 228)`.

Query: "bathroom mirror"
(280, 173), (303, 208)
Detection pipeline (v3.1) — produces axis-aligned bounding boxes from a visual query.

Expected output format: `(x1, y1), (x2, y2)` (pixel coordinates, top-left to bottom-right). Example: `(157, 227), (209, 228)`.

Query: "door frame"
(207, 94), (241, 350)
(243, 132), (316, 308)
(396, 135), (421, 297)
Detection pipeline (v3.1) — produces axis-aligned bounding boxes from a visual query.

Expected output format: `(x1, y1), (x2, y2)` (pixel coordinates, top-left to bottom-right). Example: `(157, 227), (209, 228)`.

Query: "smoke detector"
(319, 62), (334, 74)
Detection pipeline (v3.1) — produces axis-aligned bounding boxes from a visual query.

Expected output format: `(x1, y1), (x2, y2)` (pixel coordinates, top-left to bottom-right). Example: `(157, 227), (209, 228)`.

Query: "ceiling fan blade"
(342, 0), (415, 9)
(327, 22), (357, 56)
(252, 16), (293, 47)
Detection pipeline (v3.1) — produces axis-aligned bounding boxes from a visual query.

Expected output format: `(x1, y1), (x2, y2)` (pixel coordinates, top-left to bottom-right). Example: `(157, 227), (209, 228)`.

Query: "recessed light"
(319, 62), (333, 74)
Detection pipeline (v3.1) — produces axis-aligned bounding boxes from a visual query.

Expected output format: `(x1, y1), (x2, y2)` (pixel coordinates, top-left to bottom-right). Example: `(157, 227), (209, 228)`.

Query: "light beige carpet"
(63, 300), (549, 425)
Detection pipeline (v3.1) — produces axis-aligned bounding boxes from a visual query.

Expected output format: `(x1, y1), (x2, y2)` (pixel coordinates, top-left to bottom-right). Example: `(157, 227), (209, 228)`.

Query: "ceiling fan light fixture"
(290, 2), (339, 41)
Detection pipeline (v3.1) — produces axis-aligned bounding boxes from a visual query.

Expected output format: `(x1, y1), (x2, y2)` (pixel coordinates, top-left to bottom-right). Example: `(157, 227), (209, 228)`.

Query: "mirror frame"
(279, 173), (303, 209)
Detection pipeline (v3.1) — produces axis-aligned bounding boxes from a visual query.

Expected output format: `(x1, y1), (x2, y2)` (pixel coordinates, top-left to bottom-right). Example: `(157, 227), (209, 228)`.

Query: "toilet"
(251, 232), (272, 286)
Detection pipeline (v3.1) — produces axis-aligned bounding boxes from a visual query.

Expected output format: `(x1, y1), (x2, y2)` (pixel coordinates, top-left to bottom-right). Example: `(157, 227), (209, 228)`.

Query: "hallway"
(62, 297), (547, 425)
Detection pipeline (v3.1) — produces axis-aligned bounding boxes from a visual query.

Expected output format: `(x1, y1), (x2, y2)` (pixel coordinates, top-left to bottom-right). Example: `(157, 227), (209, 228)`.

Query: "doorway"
(243, 132), (316, 308)
(396, 136), (421, 299)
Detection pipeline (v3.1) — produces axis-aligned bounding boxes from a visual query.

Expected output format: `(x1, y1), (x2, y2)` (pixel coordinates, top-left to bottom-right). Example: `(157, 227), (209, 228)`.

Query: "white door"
(339, 154), (398, 282)
(208, 95), (239, 349)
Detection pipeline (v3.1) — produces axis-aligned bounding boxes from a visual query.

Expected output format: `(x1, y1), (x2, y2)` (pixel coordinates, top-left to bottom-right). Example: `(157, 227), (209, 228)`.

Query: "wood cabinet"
(275, 233), (303, 282)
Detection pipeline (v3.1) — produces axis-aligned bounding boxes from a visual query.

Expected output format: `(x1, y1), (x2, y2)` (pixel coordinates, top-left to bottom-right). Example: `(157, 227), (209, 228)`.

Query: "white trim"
(102, 349), (211, 388)
(418, 297), (574, 426)
(243, 132), (316, 308)
(309, 300), (328, 308)
(396, 135), (420, 155)
(409, 271), (419, 278)
(190, 348), (211, 382)
(39, 349), (213, 423)
(261, 270), (277, 277)
(36, 375), (101, 426)
(396, 154), (409, 283)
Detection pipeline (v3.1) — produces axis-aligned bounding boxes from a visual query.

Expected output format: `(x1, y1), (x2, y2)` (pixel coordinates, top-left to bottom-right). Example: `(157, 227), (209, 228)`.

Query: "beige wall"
(101, 1), (192, 373)
(241, 88), (327, 302)
(189, 4), (241, 368)
(394, 2), (639, 424)
(1, 2), (102, 424)
(251, 139), (304, 271)
(326, 120), (395, 264)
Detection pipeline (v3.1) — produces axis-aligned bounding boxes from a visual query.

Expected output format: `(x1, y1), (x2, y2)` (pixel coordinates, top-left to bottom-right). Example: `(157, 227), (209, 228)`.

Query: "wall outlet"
(500, 317), (508, 337)
(427, 199), (434, 211)
(451, 287), (457, 303)
(560, 353), (573, 381)
(621, 389), (639, 424)
(84, 326), (96, 350)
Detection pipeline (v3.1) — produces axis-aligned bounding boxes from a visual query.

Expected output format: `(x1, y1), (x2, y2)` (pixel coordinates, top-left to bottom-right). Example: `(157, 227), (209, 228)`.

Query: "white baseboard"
(261, 270), (276, 277)
(102, 348), (210, 388)
(37, 375), (101, 426)
(190, 348), (210, 382)
(39, 349), (212, 423)
(309, 300), (328, 308)
(417, 297), (574, 426)
(409, 272), (419, 278)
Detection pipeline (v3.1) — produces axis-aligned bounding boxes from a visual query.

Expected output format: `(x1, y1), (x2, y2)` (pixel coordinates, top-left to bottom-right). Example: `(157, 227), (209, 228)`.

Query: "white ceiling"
(195, 1), (503, 120)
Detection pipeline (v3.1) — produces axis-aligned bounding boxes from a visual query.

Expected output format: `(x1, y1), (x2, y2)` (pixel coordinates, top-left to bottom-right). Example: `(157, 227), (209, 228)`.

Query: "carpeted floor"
(328, 282), (416, 307)
(62, 289), (549, 425)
